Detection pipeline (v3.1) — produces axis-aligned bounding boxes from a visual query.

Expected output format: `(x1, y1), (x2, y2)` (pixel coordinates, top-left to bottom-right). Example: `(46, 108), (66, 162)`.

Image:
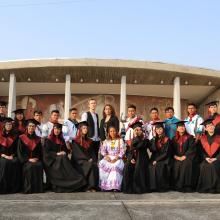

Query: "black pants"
(92, 141), (100, 161)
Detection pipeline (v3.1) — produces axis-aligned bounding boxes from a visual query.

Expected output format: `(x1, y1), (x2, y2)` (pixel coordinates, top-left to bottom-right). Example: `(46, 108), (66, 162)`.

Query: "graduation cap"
(78, 121), (89, 127)
(53, 123), (63, 129)
(25, 119), (40, 126)
(0, 101), (7, 107)
(174, 121), (187, 127)
(129, 121), (143, 130)
(205, 101), (219, 107)
(3, 117), (13, 123)
(12, 109), (26, 114)
(152, 121), (165, 129)
(200, 118), (214, 127)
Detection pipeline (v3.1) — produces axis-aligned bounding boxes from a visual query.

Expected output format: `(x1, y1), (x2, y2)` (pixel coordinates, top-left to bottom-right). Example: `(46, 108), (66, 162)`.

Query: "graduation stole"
(200, 135), (220, 158)
(20, 134), (41, 151)
(0, 135), (15, 148)
(212, 114), (220, 127)
(156, 136), (169, 150)
(125, 116), (141, 132)
(175, 134), (190, 153)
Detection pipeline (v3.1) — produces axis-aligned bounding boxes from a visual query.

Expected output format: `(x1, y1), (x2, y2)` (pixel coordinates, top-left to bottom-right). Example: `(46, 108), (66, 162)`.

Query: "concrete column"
(120, 76), (126, 125)
(8, 73), (16, 117)
(173, 76), (181, 119)
(64, 74), (71, 120)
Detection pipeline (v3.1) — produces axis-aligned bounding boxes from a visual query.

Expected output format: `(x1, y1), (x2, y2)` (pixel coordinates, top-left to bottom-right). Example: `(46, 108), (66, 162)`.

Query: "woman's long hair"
(102, 104), (116, 119)
(48, 129), (65, 146)
(74, 126), (92, 149)
(175, 126), (190, 141)
(14, 113), (26, 128)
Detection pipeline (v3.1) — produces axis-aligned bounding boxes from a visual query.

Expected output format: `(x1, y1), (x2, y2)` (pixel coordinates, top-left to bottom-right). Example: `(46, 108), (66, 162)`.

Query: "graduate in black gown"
(206, 101), (220, 135)
(149, 121), (172, 192)
(0, 118), (21, 193)
(17, 119), (44, 194)
(172, 121), (199, 192)
(13, 109), (26, 135)
(71, 121), (99, 192)
(0, 101), (7, 133)
(122, 121), (150, 194)
(197, 119), (220, 193)
(43, 123), (86, 193)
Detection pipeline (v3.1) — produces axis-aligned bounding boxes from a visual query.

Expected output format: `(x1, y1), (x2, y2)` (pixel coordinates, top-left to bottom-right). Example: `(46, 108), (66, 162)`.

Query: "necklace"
(110, 139), (116, 150)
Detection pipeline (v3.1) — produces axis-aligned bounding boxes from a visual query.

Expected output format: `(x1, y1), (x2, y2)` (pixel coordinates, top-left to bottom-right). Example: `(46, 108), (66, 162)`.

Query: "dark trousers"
(92, 141), (100, 161)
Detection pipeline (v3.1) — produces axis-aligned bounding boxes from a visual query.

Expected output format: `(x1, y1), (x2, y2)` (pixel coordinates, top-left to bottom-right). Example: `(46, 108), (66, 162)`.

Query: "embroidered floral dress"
(99, 138), (125, 190)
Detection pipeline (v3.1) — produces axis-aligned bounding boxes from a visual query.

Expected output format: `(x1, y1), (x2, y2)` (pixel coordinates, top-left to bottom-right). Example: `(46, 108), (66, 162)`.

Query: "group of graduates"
(0, 98), (220, 194)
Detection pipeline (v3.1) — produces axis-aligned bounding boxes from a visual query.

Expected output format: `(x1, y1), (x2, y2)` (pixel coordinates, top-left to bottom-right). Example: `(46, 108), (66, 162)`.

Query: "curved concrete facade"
(0, 58), (219, 119)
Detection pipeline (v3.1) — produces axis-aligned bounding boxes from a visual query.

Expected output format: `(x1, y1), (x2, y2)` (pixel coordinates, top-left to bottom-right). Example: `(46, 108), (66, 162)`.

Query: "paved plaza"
(0, 192), (220, 219)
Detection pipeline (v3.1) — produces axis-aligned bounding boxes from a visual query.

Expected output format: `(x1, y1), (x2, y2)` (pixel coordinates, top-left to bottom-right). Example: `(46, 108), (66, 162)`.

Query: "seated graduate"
(71, 121), (99, 192)
(99, 125), (125, 191)
(0, 101), (7, 133)
(172, 121), (198, 192)
(0, 118), (21, 194)
(149, 121), (172, 192)
(197, 119), (220, 193)
(17, 119), (44, 194)
(43, 123), (86, 193)
(122, 121), (150, 194)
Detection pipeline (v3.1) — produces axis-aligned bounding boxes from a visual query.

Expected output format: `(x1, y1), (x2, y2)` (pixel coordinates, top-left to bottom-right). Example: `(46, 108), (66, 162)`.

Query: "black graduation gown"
(100, 116), (120, 141)
(0, 116), (6, 133)
(71, 141), (99, 190)
(43, 138), (86, 193)
(149, 136), (172, 191)
(122, 137), (150, 194)
(17, 134), (44, 194)
(210, 113), (220, 135)
(14, 121), (26, 136)
(0, 133), (22, 193)
(172, 134), (199, 192)
(197, 134), (220, 193)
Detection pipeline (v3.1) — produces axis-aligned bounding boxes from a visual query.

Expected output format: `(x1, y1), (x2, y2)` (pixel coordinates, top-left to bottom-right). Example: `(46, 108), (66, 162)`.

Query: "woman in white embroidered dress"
(99, 126), (125, 191)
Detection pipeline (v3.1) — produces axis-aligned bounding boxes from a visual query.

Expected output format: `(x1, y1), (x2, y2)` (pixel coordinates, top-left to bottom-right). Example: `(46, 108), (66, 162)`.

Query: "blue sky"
(0, 0), (219, 70)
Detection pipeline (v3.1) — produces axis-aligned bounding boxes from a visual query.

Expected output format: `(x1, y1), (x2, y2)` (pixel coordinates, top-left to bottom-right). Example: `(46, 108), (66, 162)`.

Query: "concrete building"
(0, 58), (219, 121)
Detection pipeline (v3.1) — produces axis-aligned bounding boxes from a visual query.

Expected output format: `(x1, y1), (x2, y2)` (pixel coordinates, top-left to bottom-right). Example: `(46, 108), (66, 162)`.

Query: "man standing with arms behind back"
(81, 99), (100, 161)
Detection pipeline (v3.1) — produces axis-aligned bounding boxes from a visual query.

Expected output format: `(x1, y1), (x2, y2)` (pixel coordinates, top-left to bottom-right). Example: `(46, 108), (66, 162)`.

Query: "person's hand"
(88, 158), (93, 162)
(210, 158), (217, 163)
(205, 157), (212, 163)
(5, 155), (13, 160)
(57, 151), (66, 156)
(111, 157), (119, 163)
(174, 155), (181, 161)
(60, 151), (66, 155)
(29, 158), (38, 163)
(1, 154), (6, 158)
(105, 156), (111, 162)
(152, 161), (157, 166)
(131, 159), (136, 164)
(181, 156), (186, 161)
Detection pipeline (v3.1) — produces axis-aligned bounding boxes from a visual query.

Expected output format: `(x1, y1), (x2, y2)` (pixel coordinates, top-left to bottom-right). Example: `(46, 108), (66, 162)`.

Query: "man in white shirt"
(63, 107), (79, 144)
(143, 107), (161, 140)
(33, 110), (43, 137)
(42, 110), (60, 138)
(81, 99), (100, 160)
(123, 104), (142, 148)
(184, 103), (204, 138)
